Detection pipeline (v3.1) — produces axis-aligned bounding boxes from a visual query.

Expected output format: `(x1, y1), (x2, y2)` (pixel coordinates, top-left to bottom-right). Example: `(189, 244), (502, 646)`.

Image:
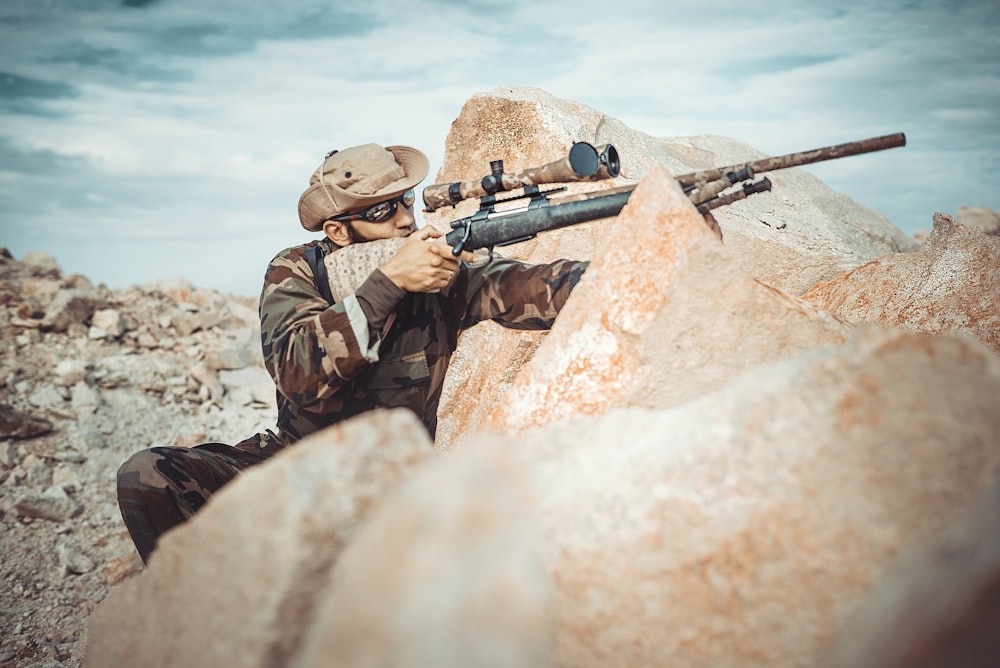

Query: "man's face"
(345, 202), (417, 242)
(324, 194), (418, 245)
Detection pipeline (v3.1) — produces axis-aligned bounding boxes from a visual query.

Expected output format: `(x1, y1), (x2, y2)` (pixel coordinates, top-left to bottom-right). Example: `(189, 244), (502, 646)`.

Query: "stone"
(295, 441), (551, 668)
(190, 363), (225, 401)
(428, 86), (906, 448)
(59, 544), (95, 576)
(70, 381), (102, 414)
(486, 165), (847, 435)
(92, 308), (127, 338)
(205, 327), (261, 370)
(20, 250), (61, 277)
(53, 359), (90, 386)
(103, 553), (144, 587)
(218, 367), (274, 405)
(484, 327), (1000, 668)
(802, 213), (1000, 355)
(40, 288), (104, 333)
(956, 204), (1000, 235)
(15, 487), (84, 522)
(86, 409), (436, 668)
(819, 477), (1000, 668)
(0, 404), (53, 439)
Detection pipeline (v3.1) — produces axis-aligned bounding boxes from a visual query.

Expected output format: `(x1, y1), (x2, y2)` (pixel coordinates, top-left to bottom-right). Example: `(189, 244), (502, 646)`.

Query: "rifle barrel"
(675, 132), (906, 187)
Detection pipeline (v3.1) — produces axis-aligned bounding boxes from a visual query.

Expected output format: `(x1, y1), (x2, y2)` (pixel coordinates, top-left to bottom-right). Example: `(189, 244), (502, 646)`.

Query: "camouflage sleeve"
(259, 244), (403, 413)
(460, 256), (588, 330)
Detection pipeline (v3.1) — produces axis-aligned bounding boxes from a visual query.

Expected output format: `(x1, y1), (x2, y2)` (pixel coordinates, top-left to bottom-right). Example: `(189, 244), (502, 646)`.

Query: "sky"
(1, 0), (998, 296)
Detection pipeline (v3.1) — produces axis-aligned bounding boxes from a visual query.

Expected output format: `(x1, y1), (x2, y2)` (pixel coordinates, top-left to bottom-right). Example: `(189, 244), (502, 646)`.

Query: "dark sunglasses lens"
(401, 189), (415, 208)
(363, 201), (394, 222)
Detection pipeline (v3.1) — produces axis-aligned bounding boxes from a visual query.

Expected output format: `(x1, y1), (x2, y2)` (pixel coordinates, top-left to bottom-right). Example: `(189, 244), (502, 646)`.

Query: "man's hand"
(380, 227), (475, 292)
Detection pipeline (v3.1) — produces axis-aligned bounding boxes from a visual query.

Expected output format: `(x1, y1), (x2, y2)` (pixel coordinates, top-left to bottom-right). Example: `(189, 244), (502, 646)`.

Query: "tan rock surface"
(819, 478), (1000, 668)
(802, 212), (1000, 354)
(430, 86), (910, 449)
(485, 165), (848, 434)
(495, 327), (1000, 668)
(84, 328), (1000, 668)
(85, 409), (435, 668)
(295, 441), (551, 668)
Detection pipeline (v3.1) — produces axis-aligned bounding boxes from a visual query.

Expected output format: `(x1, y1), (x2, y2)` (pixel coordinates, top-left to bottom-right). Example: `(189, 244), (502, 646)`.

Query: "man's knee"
(116, 446), (189, 494)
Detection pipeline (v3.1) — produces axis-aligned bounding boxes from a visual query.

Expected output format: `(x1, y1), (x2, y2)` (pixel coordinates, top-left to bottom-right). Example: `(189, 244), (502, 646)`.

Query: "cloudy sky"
(2, 0), (998, 296)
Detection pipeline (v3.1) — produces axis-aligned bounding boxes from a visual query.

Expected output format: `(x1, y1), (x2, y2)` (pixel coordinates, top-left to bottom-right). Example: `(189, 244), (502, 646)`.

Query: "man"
(116, 143), (589, 563)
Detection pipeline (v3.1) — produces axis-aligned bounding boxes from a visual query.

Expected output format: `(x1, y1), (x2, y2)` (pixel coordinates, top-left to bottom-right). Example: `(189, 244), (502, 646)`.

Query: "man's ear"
(323, 219), (352, 246)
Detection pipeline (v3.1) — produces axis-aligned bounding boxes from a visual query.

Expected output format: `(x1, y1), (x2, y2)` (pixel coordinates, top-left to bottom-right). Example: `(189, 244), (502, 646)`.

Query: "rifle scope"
(423, 142), (620, 212)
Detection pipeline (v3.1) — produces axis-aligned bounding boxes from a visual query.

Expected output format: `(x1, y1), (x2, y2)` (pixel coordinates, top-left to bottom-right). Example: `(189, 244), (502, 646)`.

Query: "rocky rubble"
(0, 248), (276, 667)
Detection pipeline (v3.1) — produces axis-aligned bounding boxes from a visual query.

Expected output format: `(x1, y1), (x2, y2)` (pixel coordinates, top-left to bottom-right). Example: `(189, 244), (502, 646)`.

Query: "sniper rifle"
(425, 133), (906, 255)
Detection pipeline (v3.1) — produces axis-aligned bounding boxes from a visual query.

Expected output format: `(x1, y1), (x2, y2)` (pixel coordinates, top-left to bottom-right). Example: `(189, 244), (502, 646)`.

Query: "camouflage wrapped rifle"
(427, 133), (906, 255)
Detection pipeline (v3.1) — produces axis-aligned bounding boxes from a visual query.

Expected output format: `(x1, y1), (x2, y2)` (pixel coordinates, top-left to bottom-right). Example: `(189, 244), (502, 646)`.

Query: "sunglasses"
(329, 189), (415, 224)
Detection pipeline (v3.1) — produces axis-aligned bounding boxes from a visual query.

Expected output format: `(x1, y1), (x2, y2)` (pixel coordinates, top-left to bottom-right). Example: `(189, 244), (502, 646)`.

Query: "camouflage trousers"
(116, 433), (283, 564)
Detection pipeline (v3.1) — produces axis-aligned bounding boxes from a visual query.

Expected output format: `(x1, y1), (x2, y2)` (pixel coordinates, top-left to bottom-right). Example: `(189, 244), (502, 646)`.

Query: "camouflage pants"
(116, 433), (283, 564)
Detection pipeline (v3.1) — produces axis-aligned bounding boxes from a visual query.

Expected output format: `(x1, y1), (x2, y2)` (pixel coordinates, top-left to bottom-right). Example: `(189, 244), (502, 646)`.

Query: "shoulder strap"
(304, 244), (336, 305)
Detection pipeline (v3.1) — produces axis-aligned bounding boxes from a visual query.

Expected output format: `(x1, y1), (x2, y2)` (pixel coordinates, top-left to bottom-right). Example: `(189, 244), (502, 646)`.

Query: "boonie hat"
(297, 143), (429, 232)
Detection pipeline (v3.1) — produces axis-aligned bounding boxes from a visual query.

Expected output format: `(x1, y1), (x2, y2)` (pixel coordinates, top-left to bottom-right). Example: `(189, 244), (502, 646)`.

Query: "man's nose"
(396, 208), (416, 228)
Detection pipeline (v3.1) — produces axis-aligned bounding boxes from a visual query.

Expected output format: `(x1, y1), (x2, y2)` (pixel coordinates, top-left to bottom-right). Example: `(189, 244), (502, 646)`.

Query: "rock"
(485, 165), (847, 435)
(103, 553), (144, 587)
(70, 381), (102, 414)
(19, 277), (63, 310)
(0, 404), (54, 439)
(295, 439), (551, 668)
(53, 359), (90, 386)
(58, 544), (95, 576)
(40, 288), (104, 332)
(956, 204), (1000, 236)
(205, 327), (261, 370)
(92, 308), (127, 338)
(802, 213), (1000, 355)
(28, 384), (68, 410)
(819, 478), (1000, 668)
(15, 486), (84, 522)
(20, 250), (62, 277)
(218, 367), (274, 405)
(428, 86), (906, 448)
(86, 409), (436, 668)
(424, 86), (915, 296)
(190, 364), (224, 402)
(483, 327), (1000, 668)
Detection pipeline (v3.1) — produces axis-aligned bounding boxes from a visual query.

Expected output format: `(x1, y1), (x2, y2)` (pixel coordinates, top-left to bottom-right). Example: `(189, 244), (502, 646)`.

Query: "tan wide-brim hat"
(297, 143), (429, 232)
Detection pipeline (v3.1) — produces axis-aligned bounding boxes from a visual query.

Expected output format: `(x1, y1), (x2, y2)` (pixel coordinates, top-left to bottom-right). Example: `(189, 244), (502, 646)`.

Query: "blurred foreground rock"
(819, 478), (1000, 668)
(86, 326), (1000, 668)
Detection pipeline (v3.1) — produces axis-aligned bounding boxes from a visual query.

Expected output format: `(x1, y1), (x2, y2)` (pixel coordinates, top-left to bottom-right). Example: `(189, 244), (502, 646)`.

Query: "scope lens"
(568, 142), (600, 177)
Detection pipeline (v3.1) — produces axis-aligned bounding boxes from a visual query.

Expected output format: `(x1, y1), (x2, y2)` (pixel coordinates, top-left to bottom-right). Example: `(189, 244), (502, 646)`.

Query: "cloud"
(0, 0), (998, 294)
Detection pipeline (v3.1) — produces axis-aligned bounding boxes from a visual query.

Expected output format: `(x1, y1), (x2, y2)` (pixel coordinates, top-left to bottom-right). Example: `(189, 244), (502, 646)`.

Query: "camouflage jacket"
(258, 237), (587, 442)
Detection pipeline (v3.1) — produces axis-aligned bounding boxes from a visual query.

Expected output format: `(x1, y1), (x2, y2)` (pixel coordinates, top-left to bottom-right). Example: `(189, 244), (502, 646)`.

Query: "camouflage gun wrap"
(435, 133), (906, 255)
(423, 141), (620, 212)
(675, 132), (906, 191)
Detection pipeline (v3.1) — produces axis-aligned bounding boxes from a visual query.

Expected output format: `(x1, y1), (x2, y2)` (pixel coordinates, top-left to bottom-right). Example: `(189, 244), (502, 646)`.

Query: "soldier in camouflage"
(116, 143), (589, 563)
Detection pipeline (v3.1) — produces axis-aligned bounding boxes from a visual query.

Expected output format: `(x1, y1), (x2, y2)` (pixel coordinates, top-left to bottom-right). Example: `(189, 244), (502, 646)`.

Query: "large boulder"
(491, 327), (999, 668)
(428, 86), (912, 448)
(85, 327), (1000, 668)
(485, 165), (847, 434)
(85, 409), (436, 668)
(819, 478), (1000, 668)
(802, 212), (1000, 354)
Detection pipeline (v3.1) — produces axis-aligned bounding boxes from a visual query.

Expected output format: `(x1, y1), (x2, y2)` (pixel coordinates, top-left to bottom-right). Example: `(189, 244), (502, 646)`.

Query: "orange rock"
(803, 213), (1000, 354)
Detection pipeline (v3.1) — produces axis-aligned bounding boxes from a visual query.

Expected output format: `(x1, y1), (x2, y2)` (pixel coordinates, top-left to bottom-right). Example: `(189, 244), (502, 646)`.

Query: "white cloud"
(1, 0), (998, 294)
